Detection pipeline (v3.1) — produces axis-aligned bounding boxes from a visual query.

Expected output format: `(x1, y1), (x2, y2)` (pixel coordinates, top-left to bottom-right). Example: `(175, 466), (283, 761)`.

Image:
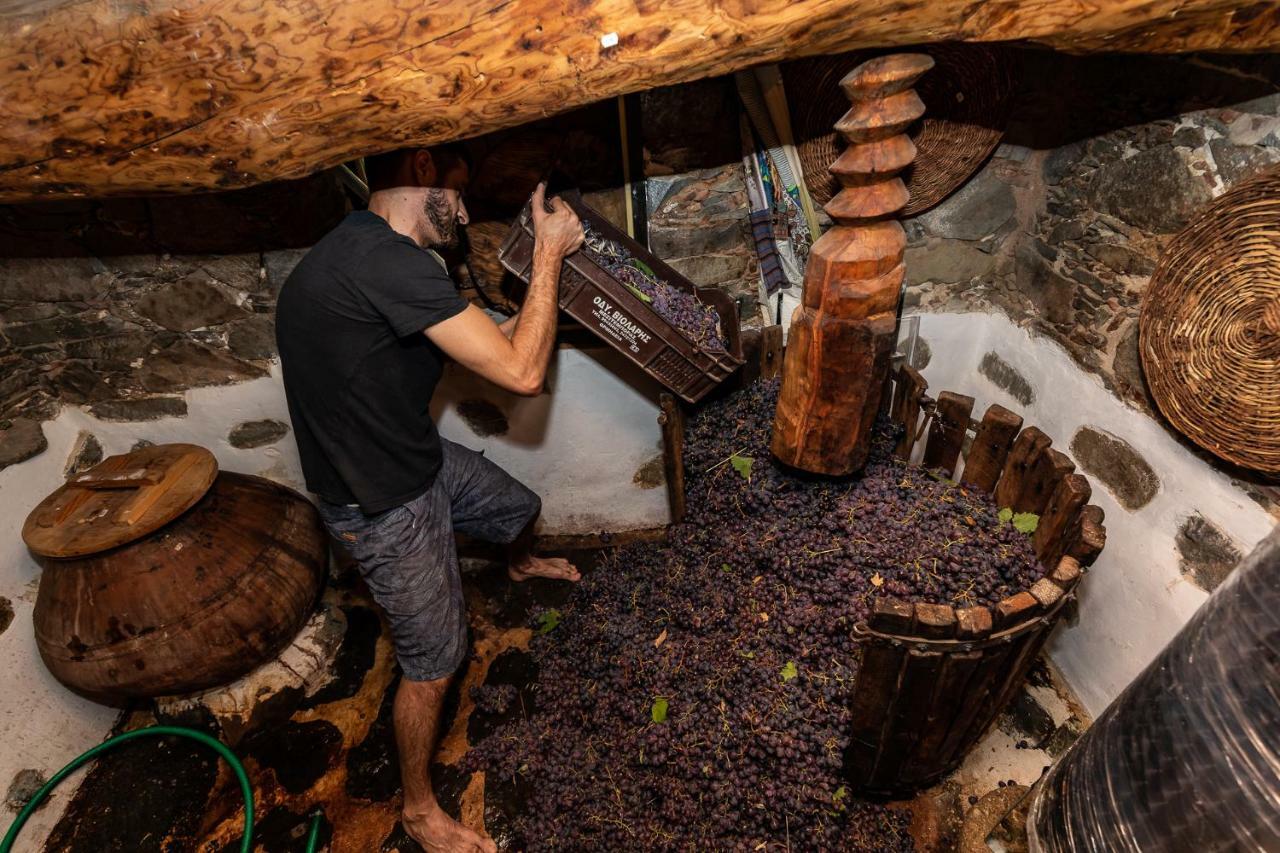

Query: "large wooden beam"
(1, 0), (1277, 202)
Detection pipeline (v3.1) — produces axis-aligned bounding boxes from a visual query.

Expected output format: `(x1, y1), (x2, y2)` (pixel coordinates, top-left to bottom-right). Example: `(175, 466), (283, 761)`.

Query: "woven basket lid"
(1140, 167), (1280, 474)
(782, 43), (1016, 217)
(23, 443), (218, 558)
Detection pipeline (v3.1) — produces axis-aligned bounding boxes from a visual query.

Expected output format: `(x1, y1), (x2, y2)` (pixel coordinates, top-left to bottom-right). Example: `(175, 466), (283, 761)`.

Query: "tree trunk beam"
(1, 0), (1277, 201)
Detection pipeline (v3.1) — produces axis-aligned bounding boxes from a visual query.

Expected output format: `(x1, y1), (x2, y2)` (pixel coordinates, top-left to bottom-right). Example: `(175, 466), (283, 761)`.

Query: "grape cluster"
(470, 684), (518, 716)
(464, 380), (1046, 851)
(580, 221), (727, 352)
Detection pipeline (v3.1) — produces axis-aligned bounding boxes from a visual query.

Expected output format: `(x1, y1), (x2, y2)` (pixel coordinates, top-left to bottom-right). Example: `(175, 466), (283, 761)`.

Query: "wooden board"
(921, 390), (974, 477)
(23, 444), (218, 559)
(961, 404), (1023, 493)
(994, 427), (1052, 510)
(658, 393), (687, 524)
(5, 0), (1273, 201)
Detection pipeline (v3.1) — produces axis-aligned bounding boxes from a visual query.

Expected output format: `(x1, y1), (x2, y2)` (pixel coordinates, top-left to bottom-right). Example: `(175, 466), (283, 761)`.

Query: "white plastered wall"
(911, 311), (1276, 716)
(0, 347), (666, 845)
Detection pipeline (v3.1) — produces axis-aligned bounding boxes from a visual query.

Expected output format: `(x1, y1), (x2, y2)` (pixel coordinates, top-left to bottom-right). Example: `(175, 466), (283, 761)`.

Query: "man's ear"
(411, 149), (438, 188)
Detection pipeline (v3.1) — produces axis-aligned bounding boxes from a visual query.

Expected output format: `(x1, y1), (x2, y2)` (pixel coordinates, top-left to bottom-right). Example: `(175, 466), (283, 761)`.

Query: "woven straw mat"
(1140, 166), (1280, 474)
(781, 43), (1015, 217)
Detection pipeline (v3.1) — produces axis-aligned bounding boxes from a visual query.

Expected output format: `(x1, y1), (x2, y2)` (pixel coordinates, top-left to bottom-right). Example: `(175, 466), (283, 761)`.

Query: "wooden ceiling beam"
(1, 0), (1277, 201)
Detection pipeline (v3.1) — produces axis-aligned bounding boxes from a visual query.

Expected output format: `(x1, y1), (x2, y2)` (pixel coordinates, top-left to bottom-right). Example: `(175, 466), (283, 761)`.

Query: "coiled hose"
(0, 725), (324, 853)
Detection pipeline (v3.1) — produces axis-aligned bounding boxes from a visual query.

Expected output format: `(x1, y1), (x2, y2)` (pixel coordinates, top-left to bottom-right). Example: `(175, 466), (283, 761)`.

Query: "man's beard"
(422, 189), (460, 250)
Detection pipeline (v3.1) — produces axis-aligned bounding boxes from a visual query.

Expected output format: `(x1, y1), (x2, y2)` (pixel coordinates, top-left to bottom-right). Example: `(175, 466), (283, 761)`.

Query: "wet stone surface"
(228, 418), (290, 449)
(1176, 513), (1243, 592)
(242, 720), (344, 795)
(978, 351), (1036, 406)
(1070, 426), (1160, 510)
(5, 768), (48, 811)
(0, 417), (47, 471)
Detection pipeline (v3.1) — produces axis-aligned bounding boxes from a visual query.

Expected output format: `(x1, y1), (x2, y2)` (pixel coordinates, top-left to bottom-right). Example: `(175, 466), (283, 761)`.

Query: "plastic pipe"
(0, 725), (255, 853)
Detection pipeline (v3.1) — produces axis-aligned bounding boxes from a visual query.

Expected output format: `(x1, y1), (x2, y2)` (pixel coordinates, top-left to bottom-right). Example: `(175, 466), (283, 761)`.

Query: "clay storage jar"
(22, 443), (327, 704)
(844, 366), (1108, 795)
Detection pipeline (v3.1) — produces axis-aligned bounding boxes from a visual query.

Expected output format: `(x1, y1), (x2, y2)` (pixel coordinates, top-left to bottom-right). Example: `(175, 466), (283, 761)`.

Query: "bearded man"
(276, 145), (582, 852)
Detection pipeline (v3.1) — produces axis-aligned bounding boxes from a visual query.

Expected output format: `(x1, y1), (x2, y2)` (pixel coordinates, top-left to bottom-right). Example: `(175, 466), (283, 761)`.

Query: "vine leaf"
(730, 454), (754, 481)
(651, 697), (669, 723)
(721, 563), (732, 572)
(537, 609), (561, 634)
(780, 661), (798, 682)
(998, 507), (1014, 523)
(833, 786), (849, 811)
(870, 573), (884, 588)
(1012, 512), (1040, 534)
(629, 258), (656, 278)
(622, 282), (653, 303)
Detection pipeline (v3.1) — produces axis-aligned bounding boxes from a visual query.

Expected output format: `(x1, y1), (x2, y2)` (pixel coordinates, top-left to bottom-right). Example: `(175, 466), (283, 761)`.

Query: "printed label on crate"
(565, 288), (663, 363)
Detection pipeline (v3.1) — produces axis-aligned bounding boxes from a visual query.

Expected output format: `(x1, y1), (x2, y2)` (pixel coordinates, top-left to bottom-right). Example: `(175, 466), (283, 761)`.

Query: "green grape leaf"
(537, 609), (561, 635)
(629, 258), (656, 278)
(721, 563), (732, 572)
(925, 469), (958, 485)
(1013, 512), (1040, 534)
(651, 697), (669, 723)
(780, 661), (798, 682)
(833, 786), (849, 810)
(622, 282), (653, 303)
(730, 454), (754, 481)
(998, 507), (1014, 523)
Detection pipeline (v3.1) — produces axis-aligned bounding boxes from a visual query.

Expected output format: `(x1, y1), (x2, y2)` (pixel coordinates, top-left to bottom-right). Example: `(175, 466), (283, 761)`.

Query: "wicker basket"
(781, 43), (1015, 217)
(1139, 166), (1280, 474)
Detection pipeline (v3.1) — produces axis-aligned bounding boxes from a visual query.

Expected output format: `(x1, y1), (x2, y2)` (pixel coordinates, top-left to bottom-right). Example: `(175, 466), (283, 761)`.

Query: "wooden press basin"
(22, 444), (327, 704)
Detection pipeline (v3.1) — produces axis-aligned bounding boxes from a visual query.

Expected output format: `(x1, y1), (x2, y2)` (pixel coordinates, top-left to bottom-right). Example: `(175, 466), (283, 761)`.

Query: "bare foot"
(402, 805), (496, 853)
(509, 555), (581, 582)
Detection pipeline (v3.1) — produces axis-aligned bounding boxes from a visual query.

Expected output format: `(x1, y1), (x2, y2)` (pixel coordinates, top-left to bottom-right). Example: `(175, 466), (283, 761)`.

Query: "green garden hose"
(0, 726), (252, 853)
(0, 724), (325, 853)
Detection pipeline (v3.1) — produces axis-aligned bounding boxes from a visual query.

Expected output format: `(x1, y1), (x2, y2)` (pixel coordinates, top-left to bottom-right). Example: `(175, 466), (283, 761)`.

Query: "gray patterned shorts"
(317, 438), (541, 681)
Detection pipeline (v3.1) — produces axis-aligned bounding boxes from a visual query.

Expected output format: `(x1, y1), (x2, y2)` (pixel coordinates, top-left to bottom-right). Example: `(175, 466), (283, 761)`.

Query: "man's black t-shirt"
(276, 210), (468, 514)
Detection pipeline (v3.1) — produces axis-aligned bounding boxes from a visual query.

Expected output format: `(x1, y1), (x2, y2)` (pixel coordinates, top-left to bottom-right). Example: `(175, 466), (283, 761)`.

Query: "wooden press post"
(772, 53), (933, 476)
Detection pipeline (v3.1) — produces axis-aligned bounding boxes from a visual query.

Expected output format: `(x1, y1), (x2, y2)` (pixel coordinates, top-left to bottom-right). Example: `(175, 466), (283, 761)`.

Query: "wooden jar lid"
(23, 443), (218, 559)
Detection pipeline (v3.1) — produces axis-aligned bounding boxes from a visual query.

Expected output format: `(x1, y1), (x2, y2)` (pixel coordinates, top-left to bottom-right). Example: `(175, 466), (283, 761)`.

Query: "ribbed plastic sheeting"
(1027, 526), (1280, 853)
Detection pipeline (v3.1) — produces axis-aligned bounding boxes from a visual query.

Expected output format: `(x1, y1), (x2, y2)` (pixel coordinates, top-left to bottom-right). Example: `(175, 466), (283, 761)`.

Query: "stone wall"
(904, 50), (1280, 411)
(902, 49), (1280, 523)
(0, 248), (320, 469)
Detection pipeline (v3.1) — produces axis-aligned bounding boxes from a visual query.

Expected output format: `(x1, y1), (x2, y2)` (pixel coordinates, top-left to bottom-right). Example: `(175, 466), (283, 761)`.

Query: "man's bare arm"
(426, 184), (581, 396)
(498, 312), (519, 339)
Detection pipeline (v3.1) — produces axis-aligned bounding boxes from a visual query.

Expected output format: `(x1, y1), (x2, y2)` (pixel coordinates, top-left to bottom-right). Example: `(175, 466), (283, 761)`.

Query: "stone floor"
(35, 550), (1088, 852)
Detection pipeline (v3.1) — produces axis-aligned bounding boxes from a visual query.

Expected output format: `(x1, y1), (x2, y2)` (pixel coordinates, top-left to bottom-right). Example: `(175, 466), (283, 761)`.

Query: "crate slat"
(869, 650), (945, 788)
(994, 427), (1052, 510)
(1034, 474), (1092, 562)
(922, 391), (975, 477)
(1014, 447), (1075, 515)
(1067, 507), (1107, 568)
(914, 603), (957, 639)
(900, 650), (983, 784)
(892, 366), (928, 460)
(961, 404), (1024, 494)
(847, 641), (908, 780)
(930, 640), (1020, 776)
